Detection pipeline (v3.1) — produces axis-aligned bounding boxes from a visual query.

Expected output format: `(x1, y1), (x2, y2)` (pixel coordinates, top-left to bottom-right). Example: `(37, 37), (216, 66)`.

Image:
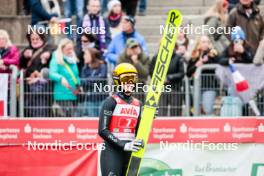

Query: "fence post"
(193, 66), (202, 116)
(19, 71), (24, 118)
(9, 65), (18, 117)
(183, 62), (190, 116)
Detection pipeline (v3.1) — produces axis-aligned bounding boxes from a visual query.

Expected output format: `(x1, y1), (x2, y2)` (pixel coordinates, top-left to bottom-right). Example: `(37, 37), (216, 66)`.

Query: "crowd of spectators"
(1, 0), (264, 117)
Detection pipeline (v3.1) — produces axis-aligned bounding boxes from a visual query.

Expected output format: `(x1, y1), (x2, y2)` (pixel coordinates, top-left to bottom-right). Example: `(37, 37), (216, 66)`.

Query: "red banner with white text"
(0, 118), (263, 144)
(0, 117), (264, 176)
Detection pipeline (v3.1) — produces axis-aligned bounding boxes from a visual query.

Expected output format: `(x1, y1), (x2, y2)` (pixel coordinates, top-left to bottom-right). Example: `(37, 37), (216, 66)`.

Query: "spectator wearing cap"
(106, 15), (148, 65)
(227, 0), (264, 55)
(0, 30), (19, 73)
(107, 0), (124, 38)
(117, 38), (150, 84)
(219, 26), (253, 65)
(82, 0), (111, 53)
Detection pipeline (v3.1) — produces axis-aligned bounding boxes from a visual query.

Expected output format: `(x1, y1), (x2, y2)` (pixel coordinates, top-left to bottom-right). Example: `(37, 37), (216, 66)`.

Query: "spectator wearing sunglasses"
(76, 33), (100, 71)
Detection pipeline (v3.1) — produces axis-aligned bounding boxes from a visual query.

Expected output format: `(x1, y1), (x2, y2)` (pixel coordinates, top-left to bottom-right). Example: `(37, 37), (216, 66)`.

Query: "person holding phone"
(219, 26), (253, 65)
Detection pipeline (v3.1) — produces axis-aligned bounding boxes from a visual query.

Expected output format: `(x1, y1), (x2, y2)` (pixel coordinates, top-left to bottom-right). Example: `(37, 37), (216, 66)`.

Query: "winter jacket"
(219, 43), (253, 65)
(106, 31), (148, 65)
(227, 2), (264, 54)
(151, 53), (184, 89)
(204, 16), (230, 55)
(81, 62), (108, 101)
(49, 53), (80, 101)
(30, 0), (59, 25)
(0, 45), (19, 73)
(117, 50), (150, 84)
(187, 50), (220, 89)
(19, 44), (54, 78)
(82, 14), (111, 51)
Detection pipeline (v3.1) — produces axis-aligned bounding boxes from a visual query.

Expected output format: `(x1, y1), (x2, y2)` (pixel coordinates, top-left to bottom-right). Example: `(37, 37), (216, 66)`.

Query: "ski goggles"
(119, 73), (138, 84)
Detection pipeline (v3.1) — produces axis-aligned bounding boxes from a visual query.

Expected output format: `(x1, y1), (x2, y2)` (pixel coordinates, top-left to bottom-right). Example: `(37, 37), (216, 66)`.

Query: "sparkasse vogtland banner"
(0, 118), (263, 176)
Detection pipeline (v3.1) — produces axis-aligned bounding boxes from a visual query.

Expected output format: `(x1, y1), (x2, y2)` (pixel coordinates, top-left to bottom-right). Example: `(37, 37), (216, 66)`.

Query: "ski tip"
(166, 10), (182, 27)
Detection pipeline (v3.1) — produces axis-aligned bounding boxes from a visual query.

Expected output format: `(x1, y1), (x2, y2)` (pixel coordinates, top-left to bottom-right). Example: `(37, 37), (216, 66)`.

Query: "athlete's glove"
(124, 139), (144, 152)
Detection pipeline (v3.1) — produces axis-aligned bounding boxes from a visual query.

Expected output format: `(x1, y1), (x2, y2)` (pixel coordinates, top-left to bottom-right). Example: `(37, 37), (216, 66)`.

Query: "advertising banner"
(0, 74), (8, 117)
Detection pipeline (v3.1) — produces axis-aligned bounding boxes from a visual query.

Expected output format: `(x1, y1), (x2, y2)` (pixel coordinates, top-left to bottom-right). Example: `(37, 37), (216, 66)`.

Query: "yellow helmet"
(113, 63), (138, 85)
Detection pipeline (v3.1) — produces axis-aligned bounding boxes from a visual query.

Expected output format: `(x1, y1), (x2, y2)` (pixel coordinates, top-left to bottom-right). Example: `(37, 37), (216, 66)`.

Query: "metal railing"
(9, 65), (18, 117)
(193, 64), (264, 116)
(18, 73), (192, 118)
(5, 63), (264, 118)
(193, 64), (220, 116)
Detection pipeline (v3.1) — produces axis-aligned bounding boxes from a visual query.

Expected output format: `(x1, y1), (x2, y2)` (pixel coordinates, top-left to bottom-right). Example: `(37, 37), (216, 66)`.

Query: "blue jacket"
(30, 0), (58, 25)
(81, 63), (108, 101)
(49, 53), (80, 101)
(105, 31), (148, 65)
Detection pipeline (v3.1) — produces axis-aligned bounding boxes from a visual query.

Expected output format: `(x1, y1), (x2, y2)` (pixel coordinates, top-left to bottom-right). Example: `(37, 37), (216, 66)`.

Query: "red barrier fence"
(0, 117), (263, 176)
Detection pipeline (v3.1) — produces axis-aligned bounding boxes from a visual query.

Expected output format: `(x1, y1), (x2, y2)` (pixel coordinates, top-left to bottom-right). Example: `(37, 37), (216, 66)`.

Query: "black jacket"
(150, 52), (185, 89)
(219, 43), (253, 65)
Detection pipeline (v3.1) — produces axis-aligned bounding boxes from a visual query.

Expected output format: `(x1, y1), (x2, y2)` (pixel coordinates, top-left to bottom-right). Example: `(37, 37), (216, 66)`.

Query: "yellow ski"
(126, 10), (182, 176)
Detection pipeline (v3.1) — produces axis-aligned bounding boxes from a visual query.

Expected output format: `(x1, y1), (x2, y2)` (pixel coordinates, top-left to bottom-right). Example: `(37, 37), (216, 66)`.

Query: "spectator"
(77, 48), (107, 117)
(0, 30), (19, 73)
(120, 0), (139, 16)
(106, 16), (148, 65)
(107, 0), (124, 38)
(117, 38), (150, 84)
(176, 30), (192, 61)
(204, 0), (230, 54)
(227, 0), (264, 55)
(76, 33), (100, 71)
(138, 0), (147, 16)
(28, 0), (59, 25)
(49, 38), (80, 117)
(187, 35), (220, 115)
(82, 0), (111, 53)
(220, 26), (253, 65)
(150, 43), (185, 116)
(19, 28), (54, 117)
